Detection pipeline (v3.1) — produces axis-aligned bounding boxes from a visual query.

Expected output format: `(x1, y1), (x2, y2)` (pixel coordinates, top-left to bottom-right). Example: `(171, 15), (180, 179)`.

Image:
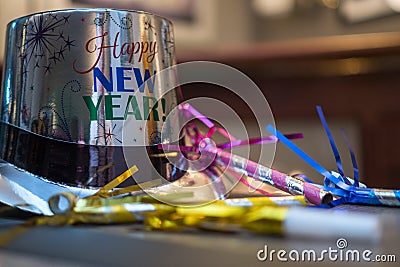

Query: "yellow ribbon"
(0, 163), (309, 247)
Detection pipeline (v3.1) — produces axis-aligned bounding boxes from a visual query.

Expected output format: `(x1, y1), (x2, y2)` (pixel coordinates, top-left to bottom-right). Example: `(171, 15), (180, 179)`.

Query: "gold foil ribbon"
(0, 165), (307, 246)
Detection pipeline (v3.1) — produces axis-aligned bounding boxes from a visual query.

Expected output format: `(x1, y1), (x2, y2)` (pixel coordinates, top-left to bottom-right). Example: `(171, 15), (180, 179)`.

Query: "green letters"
(83, 95), (164, 121)
(143, 96), (159, 121)
(124, 95), (142, 120)
(83, 95), (103, 120)
(105, 95), (123, 120)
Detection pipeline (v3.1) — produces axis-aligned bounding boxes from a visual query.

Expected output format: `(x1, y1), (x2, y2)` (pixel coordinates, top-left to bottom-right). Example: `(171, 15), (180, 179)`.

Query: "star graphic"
(105, 129), (117, 141)
(81, 16), (85, 23)
(164, 41), (174, 54)
(43, 63), (52, 74)
(49, 51), (59, 64)
(63, 15), (71, 24)
(95, 124), (122, 145)
(162, 26), (175, 58)
(57, 46), (65, 60)
(57, 31), (65, 41)
(64, 36), (75, 51)
(21, 105), (29, 117)
(49, 12), (58, 20)
(144, 17), (156, 35)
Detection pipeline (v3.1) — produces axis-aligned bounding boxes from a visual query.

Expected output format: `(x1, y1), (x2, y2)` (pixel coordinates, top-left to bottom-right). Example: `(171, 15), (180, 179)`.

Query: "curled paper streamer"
(266, 107), (400, 207)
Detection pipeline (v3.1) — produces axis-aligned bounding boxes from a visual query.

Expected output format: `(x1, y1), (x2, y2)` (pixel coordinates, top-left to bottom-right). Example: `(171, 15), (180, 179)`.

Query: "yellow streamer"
(96, 165), (139, 195)
(0, 162), (309, 246)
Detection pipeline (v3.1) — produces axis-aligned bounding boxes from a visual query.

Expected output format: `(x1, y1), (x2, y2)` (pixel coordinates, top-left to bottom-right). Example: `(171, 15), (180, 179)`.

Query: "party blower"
(0, 9), (186, 214)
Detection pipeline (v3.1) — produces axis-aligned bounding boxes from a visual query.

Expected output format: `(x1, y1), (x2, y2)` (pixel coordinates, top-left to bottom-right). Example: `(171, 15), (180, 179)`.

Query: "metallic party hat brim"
(0, 160), (96, 215)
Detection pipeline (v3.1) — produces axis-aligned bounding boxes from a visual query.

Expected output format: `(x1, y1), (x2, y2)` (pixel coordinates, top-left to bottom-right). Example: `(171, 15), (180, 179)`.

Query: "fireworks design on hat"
(161, 23), (175, 66)
(18, 12), (75, 74)
(95, 123), (123, 146)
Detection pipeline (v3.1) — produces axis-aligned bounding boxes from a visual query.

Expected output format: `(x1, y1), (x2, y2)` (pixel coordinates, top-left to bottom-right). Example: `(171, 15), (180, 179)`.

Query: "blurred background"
(1, 0), (400, 188)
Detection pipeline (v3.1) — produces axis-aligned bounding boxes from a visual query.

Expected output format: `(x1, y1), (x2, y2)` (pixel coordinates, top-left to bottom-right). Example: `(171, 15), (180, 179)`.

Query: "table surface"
(0, 203), (399, 267)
